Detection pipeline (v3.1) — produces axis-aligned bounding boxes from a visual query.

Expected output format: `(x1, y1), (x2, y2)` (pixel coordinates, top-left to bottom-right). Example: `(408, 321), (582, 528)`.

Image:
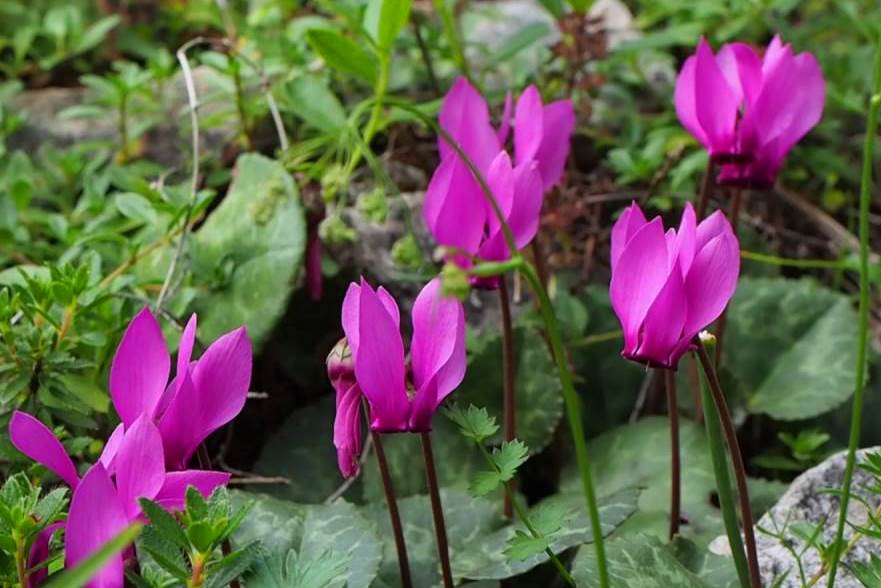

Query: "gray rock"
(710, 448), (881, 587)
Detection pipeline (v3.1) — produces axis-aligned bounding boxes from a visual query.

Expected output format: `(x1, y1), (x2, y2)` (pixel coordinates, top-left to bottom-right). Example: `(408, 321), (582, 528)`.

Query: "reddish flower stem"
(371, 430), (414, 588)
(420, 432), (454, 588)
(696, 158), (716, 220)
(498, 276), (516, 519)
(695, 342), (760, 588)
(664, 368), (681, 540)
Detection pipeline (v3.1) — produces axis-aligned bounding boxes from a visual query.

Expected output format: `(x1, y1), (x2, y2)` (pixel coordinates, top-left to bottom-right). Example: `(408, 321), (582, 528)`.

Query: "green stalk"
(697, 350), (752, 588)
(475, 444), (577, 588)
(519, 261), (609, 588)
(431, 0), (471, 80)
(346, 52), (391, 178)
(826, 27), (881, 588)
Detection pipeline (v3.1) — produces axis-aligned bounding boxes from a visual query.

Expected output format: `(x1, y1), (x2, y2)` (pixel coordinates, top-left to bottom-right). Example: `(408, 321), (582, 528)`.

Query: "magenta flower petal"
(514, 85), (544, 165)
(423, 155), (488, 256)
(438, 77), (500, 170)
(190, 326), (252, 441)
(674, 202), (697, 276)
(152, 470), (231, 511)
(154, 314), (198, 419)
(66, 464), (128, 588)
(610, 202), (649, 271)
(98, 423), (125, 474)
(695, 210), (730, 251)
(683, 229), (740, 337)
(114, 415), (166, 520)
(354, 280), (410, 431)
(409, 375), (439, 432)
(110, 308), (170, 427)
(484, 151), (516, 241)
(27, 522), (64, 588)
(674, 56), (707, 147)
(632, 261), (687, 367)
(10, 411), (79, 488)
(609, 217), (670, 354)
(333, 380), (363, 478)
(158, 370), (201, 469)
(535, 100), (576, 191)
(694, 38), (738, 155)
(716, 42), (763, 107)
(410, 277), (466, 399)
(377, 286), (401, 328)
(508, 161), (544, 249)
(498, 91), (513, 146)
(341, 282), (362, 356)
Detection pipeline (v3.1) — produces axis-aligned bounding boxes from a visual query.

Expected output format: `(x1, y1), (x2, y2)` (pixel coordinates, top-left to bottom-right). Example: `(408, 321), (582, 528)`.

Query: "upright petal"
(497, 91), (513, 146)
(514, 85), (544, 165)
(114, 415), (166, 520)
(409, 375), (439, 432)
(610, 202), (648, 270)
(423, 156), (488, 256)
(355, 282), (410, 431)
(191, 326), (252, 440)
(158, 370), (201, 469)
(27, 522), (64, 588)
(716, 42), (762, 107)
(438, 77), (500, 170)
(333, 380), (364, 478)
(341, 282), (362, 356)
(631, 261), (687, 368)
(762, 34), (788, 77)
(110, 308), (170, 427)
(694, 38), (738, 154)
(674, 56), (708, 147)
(683, 230), (740, 337)
(66, 464), (128, 588)
(152, 470), (231, 511)
(98, 423), (125, 474)
(609, 218), (670, 355)
(377, 286), (401, 328)
(9, 411), (79, 488)
(410, 278), (466, 399)
(675, 203), (697, 276)
(509, 161), (544, 249)
(535, 99), (576, 191)
(155, 314), (198, 419)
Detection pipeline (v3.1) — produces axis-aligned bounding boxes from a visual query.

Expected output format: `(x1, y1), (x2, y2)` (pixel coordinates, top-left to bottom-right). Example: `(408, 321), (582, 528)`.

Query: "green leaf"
(724, 277), (859, 420)
(282, 76), (347, 133)
(572, 534), (713, 587)
(445, 404), (500, 444)
(453, 488), (639, 581)
(363, 0), (412, 51)
(139, 498), (189, 549)
(57, 374), (108, 413)
(246, 549), (350, 588)
(306, 28), (378, 84)
(232, 492), (380, 588)
(73, 15), (121, 53)
(504, 530), (551, 561)
(253, 396), (356, 503)
(44, 523), (142, 588)
(485, 22), (551, 66)
(470, 470), (505, 497)
(115, 192), (158, 225)
(494, 440), (528, 482)
(192, 153), (306, 348)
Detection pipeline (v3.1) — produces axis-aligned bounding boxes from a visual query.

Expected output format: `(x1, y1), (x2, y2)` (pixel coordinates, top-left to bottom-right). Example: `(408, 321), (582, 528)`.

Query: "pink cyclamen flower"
(10, 411), (229, 588)
(424, 78), (574, 287)
(609, 202), (740, 368)
(108, 307), (252, 469)
(329, 277), (465, 471)
(675, 35), (825, 188)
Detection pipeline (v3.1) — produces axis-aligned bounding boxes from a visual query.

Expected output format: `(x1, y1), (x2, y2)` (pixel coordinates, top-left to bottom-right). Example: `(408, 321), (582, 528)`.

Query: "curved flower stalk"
(109, 307), (252, 469)
(609, 202), (740, 369)
(10, 411), (229, 588)
(675, 36), (825, 188)
(424, 77), (574, 287)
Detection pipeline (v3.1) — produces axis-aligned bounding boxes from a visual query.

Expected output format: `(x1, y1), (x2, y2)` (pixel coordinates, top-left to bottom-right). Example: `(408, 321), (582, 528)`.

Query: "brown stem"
(696, 159), (716, 220)
(664, 369), (681, 540)
(420, 432), (453, 588)
(371, 430), (414, 588)
(695, 342), (761, 588)
(714, 188), (742, 366)
(498, 277), (517, 519)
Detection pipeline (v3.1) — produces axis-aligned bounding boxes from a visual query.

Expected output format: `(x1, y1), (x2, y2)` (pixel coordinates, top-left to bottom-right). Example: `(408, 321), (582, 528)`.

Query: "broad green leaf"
(252, 395), (357, 503)
(282, 76), (347, 133)
(306, 28), (378, 84)
(453, 488), (639, 581)
(724, 277), (858, 420)
(74, 15), (121, 53)
(192, 153), (306, 348)
(231, 492), (380, 588)
(572, 533), (713, 587)
(115, 192), (157, 225)
(246, 549), (349, 588)
(672, 537), (740, 588)
(363, 0), (412, 51)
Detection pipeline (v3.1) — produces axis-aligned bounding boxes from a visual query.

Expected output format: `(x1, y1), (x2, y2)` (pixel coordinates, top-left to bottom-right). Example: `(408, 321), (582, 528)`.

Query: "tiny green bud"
(391, 233), (423, 270)
(358, 187), (389, 223)
(319, 213), (357, 246)
(321, 164), (349, 203)
(698, 330), (717, 350)
(440, 262), (470, 301)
